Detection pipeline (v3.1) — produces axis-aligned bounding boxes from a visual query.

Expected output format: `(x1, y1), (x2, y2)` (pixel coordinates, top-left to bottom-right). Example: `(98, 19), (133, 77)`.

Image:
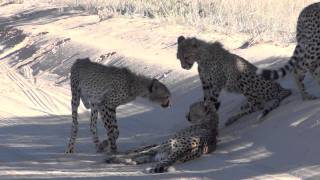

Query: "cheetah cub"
(177, 36), (291, 126)
(257, 2), (320, 100)
(105, 101), (219, 173)
(66, 58), (171, 153)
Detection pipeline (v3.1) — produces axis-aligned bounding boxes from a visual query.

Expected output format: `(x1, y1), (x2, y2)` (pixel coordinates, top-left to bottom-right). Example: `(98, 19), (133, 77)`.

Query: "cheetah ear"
(214, 102), (221, 110)
(149, 79), (159, 92)
(177, 36), (185, 44)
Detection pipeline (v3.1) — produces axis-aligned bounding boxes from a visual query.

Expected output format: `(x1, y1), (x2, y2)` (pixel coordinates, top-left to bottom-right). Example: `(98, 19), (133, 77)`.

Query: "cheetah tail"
(256, 58), (296, 80)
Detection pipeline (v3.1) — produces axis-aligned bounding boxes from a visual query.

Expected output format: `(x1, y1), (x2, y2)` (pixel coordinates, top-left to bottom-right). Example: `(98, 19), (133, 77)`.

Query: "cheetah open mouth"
(161, 98), (171, 108)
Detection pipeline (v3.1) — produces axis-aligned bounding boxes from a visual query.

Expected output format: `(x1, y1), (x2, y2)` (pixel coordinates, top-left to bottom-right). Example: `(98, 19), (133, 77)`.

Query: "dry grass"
(51, 0), (318, 43)
(0, 0), (23, 5)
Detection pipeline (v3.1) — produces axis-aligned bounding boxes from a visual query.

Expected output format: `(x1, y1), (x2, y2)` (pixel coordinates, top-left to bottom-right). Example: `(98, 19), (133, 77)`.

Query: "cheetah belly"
(154, 151), (168, 161)
(80, 88), (110, 105)
(225, 77), (241, 93)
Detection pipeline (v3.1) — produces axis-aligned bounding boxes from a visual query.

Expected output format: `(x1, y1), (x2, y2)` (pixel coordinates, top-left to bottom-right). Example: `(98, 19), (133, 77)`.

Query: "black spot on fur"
(215, 102), (221, 110)
(280, 68), (286, 77)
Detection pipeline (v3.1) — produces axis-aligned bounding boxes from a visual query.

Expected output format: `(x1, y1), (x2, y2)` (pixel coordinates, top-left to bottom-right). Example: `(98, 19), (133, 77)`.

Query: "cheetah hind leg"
(124, 144), (158, 154)
(225, 101), (262, 126)
(309, 67), (320, 100)
(293, 68), (317, 100)
(105, 153), (155, 165)
(97, 139), (109, 153)
(257, 88), (292, 121)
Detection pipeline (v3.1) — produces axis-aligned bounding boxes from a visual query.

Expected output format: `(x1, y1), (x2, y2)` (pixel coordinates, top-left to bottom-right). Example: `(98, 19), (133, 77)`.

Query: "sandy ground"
(0, 2), (319, 180)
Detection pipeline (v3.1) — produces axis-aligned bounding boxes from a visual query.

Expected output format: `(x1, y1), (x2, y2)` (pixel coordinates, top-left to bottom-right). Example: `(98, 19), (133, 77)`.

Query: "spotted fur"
(105, 101), (218, 173)
(177, 36), (291, 126)
(257, 3), (320, 100)
(66, 58), (171, 153)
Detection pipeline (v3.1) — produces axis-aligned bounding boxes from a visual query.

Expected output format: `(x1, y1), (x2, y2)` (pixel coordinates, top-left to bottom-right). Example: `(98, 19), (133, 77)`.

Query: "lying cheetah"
(257, 3), (320, 100)
(66, 58), (171, 153)
(105, 101), (219, 173)
(177, 36), (291, 126)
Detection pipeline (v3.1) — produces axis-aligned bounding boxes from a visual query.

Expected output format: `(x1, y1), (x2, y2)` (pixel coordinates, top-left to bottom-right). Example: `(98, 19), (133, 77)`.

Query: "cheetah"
(66, 58), (171, 153)
(257, 3), (320, 100)
(105, 101), (219, 173)
(176, 36), (292, 126)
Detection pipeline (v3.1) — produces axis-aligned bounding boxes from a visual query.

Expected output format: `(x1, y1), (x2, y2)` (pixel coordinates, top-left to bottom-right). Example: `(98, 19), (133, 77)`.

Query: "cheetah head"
(186, 101), (219, 125)
(176, 36), (202, 70)
(148, 79), (171, 108)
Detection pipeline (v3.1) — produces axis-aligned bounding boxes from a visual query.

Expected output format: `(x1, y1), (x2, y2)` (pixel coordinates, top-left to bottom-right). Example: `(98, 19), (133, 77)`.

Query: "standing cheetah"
(66, 58), (171, 153)
(257, 3), (320, 100)
(176, 36), (291, 126)
(105, 101), (219, 173)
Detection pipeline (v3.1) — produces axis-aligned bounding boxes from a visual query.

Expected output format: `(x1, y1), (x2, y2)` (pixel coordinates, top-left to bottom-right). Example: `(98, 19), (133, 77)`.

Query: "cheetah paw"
(65, 147), (74, 154)
(225, 116), (239, 126)
(96, 140), (109, 153)
(104, 156), (117, 163)
(302, 94), (318, 101)
(146, 165), (174, 173)
(256, 113), (266, 121)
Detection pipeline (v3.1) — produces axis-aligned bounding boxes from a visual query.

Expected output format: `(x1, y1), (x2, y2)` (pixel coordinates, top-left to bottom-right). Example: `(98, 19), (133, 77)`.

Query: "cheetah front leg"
(99, 103), (119, 153)
(120, 151), (158, 165)
(293, 68), (317, 100)
(200, 75), (222, 110)
(225, 100), (262, 126)
(105, 145), (159, 165)
(257, 88), (292, 121)
(105, 154), (139, 165)
(124, 144), (158, 154)
(105, 153), (156, 165)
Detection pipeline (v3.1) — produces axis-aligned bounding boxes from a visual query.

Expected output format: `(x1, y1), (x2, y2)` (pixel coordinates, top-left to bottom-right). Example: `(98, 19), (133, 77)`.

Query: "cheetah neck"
(130, 75), (153, 98)
(198, 41), (229, 66)
(201, 120), (217, 130)
(200, 116), (219, 136)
